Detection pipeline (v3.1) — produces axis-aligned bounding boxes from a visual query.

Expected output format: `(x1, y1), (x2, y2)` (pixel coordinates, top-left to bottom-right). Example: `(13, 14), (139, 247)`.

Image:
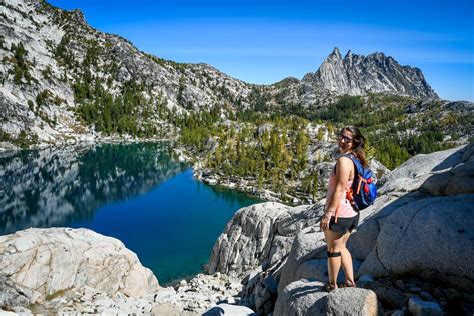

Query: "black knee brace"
(327, 251), (341, 258)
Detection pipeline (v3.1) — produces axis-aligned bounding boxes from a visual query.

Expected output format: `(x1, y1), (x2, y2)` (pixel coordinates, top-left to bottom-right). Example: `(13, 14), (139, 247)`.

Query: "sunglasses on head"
(338, 134), (353, 143)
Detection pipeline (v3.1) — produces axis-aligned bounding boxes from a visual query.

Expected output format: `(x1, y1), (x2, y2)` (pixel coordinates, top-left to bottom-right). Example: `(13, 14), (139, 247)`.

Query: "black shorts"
(329, 214), (359, 236)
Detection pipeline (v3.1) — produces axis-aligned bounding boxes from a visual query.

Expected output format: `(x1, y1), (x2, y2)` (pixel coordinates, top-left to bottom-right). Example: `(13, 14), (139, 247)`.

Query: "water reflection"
(205, 183), (258, 210)
(0, 142), (188, 235)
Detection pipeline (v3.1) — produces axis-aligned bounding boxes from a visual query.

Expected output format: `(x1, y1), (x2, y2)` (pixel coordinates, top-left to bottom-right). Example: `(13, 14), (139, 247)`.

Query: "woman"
(320, 126), (368, 291)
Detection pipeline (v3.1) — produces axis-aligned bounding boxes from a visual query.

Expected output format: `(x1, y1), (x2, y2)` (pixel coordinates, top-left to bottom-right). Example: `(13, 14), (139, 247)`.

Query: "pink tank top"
(325, 169), (358, 218)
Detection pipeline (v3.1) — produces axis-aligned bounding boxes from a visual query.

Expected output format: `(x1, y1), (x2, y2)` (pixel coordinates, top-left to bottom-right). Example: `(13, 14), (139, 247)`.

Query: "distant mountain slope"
(0, 0), (252, 144)
(0, 0), (449, 146)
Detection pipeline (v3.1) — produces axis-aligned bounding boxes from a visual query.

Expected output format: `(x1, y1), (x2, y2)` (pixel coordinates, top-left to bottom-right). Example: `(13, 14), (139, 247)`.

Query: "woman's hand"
(320, 213), (332, 231)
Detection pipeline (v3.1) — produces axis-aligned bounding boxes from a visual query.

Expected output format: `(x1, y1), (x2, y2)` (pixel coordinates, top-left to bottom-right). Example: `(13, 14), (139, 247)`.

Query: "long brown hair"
(340, 126), (369, 167)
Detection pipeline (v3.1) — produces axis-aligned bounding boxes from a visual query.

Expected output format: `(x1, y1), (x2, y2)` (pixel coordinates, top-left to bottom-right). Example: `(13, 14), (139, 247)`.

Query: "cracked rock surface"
(0, 227), (160, 299)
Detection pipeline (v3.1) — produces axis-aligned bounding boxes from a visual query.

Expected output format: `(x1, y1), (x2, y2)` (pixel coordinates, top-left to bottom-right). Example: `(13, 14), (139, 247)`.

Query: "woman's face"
(338, 130), (354, 153)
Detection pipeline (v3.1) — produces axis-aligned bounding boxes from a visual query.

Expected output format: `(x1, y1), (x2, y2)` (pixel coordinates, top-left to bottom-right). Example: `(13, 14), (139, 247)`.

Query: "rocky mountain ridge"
(1, 0), (252, 144)
(303, 48), (438, 99)
(1, 0), (446, 147)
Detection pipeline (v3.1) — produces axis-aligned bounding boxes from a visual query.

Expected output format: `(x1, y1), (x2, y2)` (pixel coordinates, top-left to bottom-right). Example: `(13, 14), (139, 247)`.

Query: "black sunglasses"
(338, 134), (353, 143)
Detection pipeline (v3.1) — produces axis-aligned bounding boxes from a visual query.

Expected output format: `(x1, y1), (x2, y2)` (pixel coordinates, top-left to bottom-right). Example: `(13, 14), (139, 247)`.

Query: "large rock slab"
(358, 194), (474, 291)
(376, 145), (471, 197)
(379, 145), (465, 188)
(349, 144), (473, 262)
(209, 202), (323, 278)
(347, 191), (423, 260)
(420, 144), (474, 196)
(0, 228), (159, 298)
(277, 227), (327, 293)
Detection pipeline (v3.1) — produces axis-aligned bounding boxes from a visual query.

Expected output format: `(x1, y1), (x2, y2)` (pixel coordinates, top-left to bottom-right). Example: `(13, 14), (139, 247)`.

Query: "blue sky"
(49, 0), (473, 101)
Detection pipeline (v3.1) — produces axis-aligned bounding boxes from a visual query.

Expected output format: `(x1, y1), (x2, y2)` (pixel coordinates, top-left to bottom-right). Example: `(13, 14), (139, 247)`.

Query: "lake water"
(0, 142), (260, 284)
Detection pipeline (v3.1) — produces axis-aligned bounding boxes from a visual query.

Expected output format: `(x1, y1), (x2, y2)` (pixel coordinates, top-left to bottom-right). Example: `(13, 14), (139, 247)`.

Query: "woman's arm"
(320, 157), (353, 230)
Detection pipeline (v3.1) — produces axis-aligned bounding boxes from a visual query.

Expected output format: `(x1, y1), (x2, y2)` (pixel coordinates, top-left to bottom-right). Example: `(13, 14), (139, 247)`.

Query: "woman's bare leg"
(324, 229), (344, 288)
(340, 231), (355, 286)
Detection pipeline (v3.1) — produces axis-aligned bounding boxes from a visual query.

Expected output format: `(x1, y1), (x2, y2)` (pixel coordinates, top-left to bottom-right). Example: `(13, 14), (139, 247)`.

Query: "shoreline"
(0, 135), (178, 156)
(174, 144), (321, 207)
(174, 145), (286, 203)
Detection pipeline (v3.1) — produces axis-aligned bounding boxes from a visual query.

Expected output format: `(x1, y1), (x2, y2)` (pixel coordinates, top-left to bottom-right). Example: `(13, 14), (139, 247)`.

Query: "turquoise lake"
(0, 142), (260, 284)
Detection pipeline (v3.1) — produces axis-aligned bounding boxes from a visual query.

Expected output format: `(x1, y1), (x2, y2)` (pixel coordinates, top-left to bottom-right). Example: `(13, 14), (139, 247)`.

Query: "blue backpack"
(342, 154), (377, 211)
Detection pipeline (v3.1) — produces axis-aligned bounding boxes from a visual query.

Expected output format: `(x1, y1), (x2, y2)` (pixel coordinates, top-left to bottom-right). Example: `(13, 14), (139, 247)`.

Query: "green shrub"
(10, 42), (32, 84)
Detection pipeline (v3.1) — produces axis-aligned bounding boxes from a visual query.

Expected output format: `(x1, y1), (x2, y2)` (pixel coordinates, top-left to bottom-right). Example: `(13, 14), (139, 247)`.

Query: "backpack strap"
(340, 153), (364, 208)
(341, 153), (363, 176)
(343, 154), (373, 195)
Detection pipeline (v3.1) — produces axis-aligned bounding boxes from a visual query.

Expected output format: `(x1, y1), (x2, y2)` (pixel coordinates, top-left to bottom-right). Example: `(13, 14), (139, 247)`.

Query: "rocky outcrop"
(303, 48), (438, 99)
(352, 144), (474, 291)
(207, 201), (328, 314)
(357, 194), (474, 291)
(0, 227), (159, 298)
(208, 201), (324, 279)
(209, 144), (474, 314)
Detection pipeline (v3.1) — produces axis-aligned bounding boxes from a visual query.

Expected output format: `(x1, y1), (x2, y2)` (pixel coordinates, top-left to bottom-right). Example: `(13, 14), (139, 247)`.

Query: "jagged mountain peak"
(344, 49), (353, 59)
(69, 9), (86, 23)
(329, 47), (342, 57)
(302, 48), (438, 99)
